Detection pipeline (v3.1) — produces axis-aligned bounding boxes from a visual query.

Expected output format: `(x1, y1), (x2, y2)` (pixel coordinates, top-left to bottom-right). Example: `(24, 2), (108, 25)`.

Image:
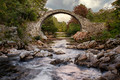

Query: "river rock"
(37, 40), (44, 46)
(35, 50), (53, 57)
(86, 49), (99, 54)
(50, 59), (64, 65)
(54, 51), (65, 55)
(0, 54), (8, 61)
(20, 50), (34, 60)
(77, 54), (87, 61)
(99, 71), (119, 80)
(97, 51), (105, 59)
(7, 48), (20, 57)
(113, 46), (120, 54)
(73, 31), (88, 41)
(25, 55), (34, 60)
(77, 40), (97, 49)
(95, 45), (105, 50)
(75, 54), (91, 67)
(105, 38), (120, 49)
(66, 45), (76, 49)
(35, 52), (44, 57)
(41, 48), (54, 52)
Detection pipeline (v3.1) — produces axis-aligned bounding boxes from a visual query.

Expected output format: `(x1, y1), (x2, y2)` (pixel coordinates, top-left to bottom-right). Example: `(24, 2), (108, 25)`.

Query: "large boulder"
(20, 50), (34, 60)
(73, 31), (88, 41)
(75, 53), (97, 67)
(77, 40), (97, 49)
(105, 38), (120, 49)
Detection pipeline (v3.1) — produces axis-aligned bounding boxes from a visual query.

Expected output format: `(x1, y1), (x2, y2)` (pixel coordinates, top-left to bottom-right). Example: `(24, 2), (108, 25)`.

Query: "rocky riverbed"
(0, 38), (120, 80)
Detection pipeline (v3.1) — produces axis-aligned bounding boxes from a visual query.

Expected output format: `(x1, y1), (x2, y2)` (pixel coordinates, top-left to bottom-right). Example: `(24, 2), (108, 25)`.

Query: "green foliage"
(91, 30), (112, 40)
(67, 23), (80, 35)
(4, 31), (12, 39)
(53, 17), (67, 32)
(17, 25), (26, 39)
(34, 36), (41, 40)
(41, 16), (58, 34)
(0, 0), (46, 26)
(88, 0), (120, 40)
(87, 10), (94, 21)
(87, 9), (116, 22)
(28, 10), (37, 21)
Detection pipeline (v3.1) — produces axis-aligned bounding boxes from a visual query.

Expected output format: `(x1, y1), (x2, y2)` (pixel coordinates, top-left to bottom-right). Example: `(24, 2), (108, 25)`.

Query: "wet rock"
(107, 64), (116, 71)
(75, 54), (91, 67)
(104, 52), (116, 57)
(106, 49), (112, 53)
(97, 51), (105, 59)
(100, 71), (119, 80)
(99, 63), (108, 70)
(35, 50), (53, 57)
(83, 78), (92, 80)
(114, 54), (120, 62)
(77, 54), (87, 61)
(46, 48), (54, 52)
(41, 48), (54, 52)
(86, 49), (99, 54)
(50, 59), (64, 65)
(35, 52), (44, 57)
(20, 50), (34, 60)
(7, 48), (20, 57)
(99, 57), (110, 63)
(66, 45), (76, 49)
(25, 44), (37, 51)
(0, 54), (8, 61)
(54, 51), (65, 55)
(105, 38), (120, 49)
(77, 40), (97, 49)
(25, 55), (34, 60)
(37, 40), (44, 46)
(113, 46), (120, 54)
(95, 45), (105, 50)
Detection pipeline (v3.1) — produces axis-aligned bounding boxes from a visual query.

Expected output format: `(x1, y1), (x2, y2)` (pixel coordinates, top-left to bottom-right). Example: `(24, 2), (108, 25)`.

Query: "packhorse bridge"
(26, 9), (105, 39)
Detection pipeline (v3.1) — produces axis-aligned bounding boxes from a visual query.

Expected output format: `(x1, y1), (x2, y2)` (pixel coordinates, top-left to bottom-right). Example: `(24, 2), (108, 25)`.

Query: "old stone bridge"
(26, 9), (105, 39)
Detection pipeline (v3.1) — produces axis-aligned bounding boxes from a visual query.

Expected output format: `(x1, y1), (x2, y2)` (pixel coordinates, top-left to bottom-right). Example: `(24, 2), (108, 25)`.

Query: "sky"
(45, 0), (116, 23)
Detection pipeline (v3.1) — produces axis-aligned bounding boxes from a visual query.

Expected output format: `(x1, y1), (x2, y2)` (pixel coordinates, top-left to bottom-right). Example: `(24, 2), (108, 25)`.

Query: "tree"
(67, 4), (88, 34)
(41, 16), (58, 34)
(87, 9), (94, 21)
(0, 0), (47, 26)
(73, 4), (88, 18)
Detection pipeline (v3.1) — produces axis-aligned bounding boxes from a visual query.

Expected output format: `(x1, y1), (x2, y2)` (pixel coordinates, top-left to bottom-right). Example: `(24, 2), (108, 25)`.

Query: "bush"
(29, 11), (37, 21)
(17, 25), (26, 38)
(41, 16), (58, 34)
(67, 23), (80, 35)
(34, 36), (41, 40)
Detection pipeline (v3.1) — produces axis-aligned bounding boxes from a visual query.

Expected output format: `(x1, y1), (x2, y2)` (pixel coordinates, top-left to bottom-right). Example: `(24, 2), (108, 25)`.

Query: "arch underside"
(40, 9), (82, 31)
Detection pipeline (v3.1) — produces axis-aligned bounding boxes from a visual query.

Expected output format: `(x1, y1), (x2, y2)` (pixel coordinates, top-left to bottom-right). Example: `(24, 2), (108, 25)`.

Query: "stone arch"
(39, 9), (83, 31)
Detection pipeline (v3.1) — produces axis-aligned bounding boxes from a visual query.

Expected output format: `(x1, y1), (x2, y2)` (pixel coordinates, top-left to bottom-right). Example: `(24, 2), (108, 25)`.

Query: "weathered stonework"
(26, 9), (106, 39)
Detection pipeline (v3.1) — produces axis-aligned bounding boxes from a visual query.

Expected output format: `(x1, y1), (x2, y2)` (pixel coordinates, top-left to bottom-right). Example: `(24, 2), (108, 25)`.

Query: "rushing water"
(0, 34), (102, 80)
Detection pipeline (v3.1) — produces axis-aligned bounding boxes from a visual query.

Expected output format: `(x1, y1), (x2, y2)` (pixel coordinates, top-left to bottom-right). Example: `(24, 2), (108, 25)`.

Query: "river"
(0, 32), (102, 80)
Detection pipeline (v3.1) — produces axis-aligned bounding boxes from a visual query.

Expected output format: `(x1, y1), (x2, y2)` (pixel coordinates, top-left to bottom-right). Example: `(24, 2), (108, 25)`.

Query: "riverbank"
(0, 37), (120, 80)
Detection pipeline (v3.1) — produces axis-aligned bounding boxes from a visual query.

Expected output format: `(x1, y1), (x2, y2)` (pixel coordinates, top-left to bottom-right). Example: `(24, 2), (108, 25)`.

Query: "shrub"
(34, 36), (41, 40)
(29, 11), (37, 21)
(67, 23), (80, 35)
(17, 25), (26, 38)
